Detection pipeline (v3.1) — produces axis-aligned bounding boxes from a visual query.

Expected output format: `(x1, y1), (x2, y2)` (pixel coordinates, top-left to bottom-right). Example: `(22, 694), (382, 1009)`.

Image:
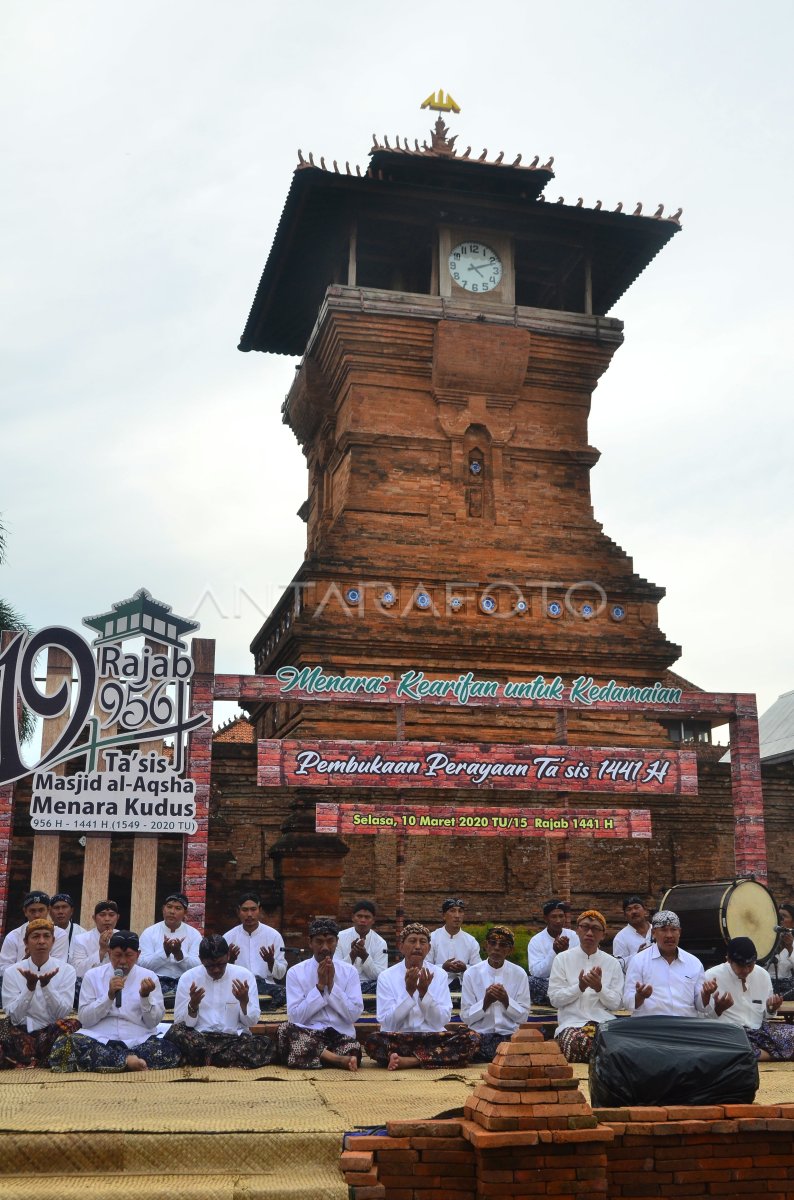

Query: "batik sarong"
(0, 1017), (81, 1070)
(165, 1021), (275, 1068)
(555, 1023), (598, 1063)
(745, 1022), (794, 1061)
(529, 976), (551, 1007)
(256, 977), (287, 1010)
(364, 1027), (480, 1068)
(471, 1031), (509, 1063)
(49, 1032), (182, 1073)
(276, 1022), (360, 1069)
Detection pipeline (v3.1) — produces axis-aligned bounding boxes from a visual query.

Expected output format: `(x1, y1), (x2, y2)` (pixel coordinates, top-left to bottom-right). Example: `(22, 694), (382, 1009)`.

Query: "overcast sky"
(2, 1), (792, 732)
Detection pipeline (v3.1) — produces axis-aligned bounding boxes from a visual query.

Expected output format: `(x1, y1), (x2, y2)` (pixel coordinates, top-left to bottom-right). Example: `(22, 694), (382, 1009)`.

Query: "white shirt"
(78, 962), (164, 1044)
(72, 927), (114, 978)
(174, 963), (260, 1033)
(624, 944), (706, 1018)
(704, 962), (774, 1031)
(334, 926), (388, 981)
(612, 923), (652, 972)
(548, 947), (624, 1032)
(223, 922), (287, 982)
(528, 927), (580, 979)
(461, 958), (531, 1035)
(2, 956), (77, 1031)
(54, 921), (87, 966)
(138, 921), (202, 977)
(0, 924), (68, 973)
(427, 927), (481, 981)
(286, 955), (363, 1037)
(376, 960), (452, 1033)
(774, 947), (794, 980)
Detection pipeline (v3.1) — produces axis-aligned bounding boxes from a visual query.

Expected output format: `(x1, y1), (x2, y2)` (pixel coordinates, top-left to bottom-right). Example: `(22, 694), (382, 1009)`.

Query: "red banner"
(316, 802), (652, 839)
(258, 740), (696, 795)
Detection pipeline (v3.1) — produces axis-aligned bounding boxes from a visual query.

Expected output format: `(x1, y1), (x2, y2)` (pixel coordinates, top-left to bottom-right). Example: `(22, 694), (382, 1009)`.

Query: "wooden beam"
(130, 837), (159, 934)
(30, 646), (73, 894)
(80, 835), (112, 926)
(347, 220), (357, 287)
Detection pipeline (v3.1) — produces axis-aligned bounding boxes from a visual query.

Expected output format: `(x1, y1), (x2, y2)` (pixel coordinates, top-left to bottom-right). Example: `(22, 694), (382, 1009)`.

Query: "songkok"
(50, 892), (74, 907)
(23, 891), (50, 909)
(577, 909), (607, 930)
(164, 892), (189, 910)
(486, 924), (515, 944)
(352, 900), (376, 916)
(727, 936), (757, 965)
(94, 899), (119, 916)
(651, 910), (681, 930)
(308, 917), (339, 938)
(442, 898), (465, 913)
(109, 930), (139, 950)
(543, 898), (570, 916)
(400, 922), (430, 941)
(25, 918), (55, 938)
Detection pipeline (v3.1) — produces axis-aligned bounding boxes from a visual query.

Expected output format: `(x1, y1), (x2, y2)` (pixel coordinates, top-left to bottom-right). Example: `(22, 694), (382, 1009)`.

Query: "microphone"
(113, 967), (124, 1007)
(774, 926), (792, 935)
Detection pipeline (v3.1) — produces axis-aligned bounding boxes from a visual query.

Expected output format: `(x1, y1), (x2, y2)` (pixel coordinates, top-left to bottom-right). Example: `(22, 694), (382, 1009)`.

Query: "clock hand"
(468, 263), (486, 274)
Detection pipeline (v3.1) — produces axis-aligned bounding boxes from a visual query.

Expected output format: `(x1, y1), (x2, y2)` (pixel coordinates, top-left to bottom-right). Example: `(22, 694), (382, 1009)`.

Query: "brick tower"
(237, 108), (685, 934)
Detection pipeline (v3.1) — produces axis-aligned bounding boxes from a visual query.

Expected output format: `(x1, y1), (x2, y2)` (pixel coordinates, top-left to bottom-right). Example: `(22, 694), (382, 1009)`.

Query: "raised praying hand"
(227, 943), (241, 963)
(416, 966), (433, 998)
(442, 957), (468, 974)
(484, 982), (509, 1009)
(139, 976), (157, 998)
(163, 936), (184, 961)
(552, 935), (570, 954)
(316, 956), (335, 992)
(579, 966), (602, 993)
(350, 938), (368, 963)
(634, 981), (653, 1008)
(231, 977), (250, 1010)
(187, 981), (205, 1014)
(18, 966), (59, 991)
(712, 990), (734, 1017)
(701, 977), (719, 1005)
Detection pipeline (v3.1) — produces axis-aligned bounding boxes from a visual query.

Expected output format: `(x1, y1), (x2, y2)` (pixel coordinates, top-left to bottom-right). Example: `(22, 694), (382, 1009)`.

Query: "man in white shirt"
(223, 892), (287, 1009)
(427, 898), (481, 993)
(364, 922), (480, 1069)
(624, 910), (710, 1019)
(139, 891), (202, 996)
(527, 898), (580, 1006)
(49, 893), (87, 966)
(166, 934), (275, 1068)
(771, 904), (794, 997)
(334, 900), (388, 995)
(704, 936), (794, 1061)
(0, 918), (79, 1069)
(277, 919), (363, 1070)
(71, 900), (120, 979)
(612, 894), (653, 973)
(461, 925), (531, 1062)
(0, 892), (68, 1003)
(49, 930), (181, 1072)
(548, 909), (624, 1062)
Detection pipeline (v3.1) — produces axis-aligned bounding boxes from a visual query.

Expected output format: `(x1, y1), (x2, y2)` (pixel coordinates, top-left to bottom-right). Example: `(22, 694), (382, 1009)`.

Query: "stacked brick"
(596, 1103), (794, 1198)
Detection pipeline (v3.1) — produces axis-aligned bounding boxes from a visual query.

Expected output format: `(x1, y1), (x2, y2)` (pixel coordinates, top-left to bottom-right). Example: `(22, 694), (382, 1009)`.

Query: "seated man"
(71, 900), (120, 978)
(0, 892), (68, 1002)
(773, 904), (794, 997)
(548, 909), (624, 1063)
(612, 894), (653, 973)
(365, 922), (480, 1070)
(427, 898), (481, 993)
(527, 898), (580, 1006)
(461, 924), (531, 1062)
(704, 936), (794, 1061)
(49, 930), (181, 1072)
(49, 893), (86, 966)
(167, 934), (275, 1068)
(138, 891), (201, 997)
(624, 910), (709, 1018)
(334, 900), (388, 996)
(223, 893), (287, 1009)
(0, 918), (79, 1069)
(277, 918), (363, 1070)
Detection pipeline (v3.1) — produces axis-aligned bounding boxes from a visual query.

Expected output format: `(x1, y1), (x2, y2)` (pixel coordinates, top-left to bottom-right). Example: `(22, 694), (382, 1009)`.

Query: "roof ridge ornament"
(420, 89), (461, 114)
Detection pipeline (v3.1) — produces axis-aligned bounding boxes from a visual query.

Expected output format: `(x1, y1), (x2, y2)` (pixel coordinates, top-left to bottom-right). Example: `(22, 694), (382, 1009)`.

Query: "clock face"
(448, 241), (503, 294)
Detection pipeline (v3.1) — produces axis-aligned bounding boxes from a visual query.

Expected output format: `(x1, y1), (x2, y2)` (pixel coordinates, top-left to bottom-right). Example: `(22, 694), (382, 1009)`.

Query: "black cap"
(442, 898), (465, 913)
(50, 893), (74, 907)
(109, 930), (139, 951)
(543, 898), (570, 916)
(163, 892), (189, 910)
(94, 899), (119, 916)
(727, 936), (757, 965)
(23, 891), (50, 909)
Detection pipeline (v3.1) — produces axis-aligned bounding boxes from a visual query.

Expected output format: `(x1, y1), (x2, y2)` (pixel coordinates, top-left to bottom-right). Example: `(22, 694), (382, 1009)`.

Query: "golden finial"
(420, 89), (461, 114)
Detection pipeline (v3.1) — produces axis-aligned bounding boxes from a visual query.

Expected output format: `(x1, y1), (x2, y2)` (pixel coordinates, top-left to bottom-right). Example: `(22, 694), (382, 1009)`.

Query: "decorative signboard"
(259, 740), (697, 794)
(0, 590), (211, 833)
(316, 802), (652, 839)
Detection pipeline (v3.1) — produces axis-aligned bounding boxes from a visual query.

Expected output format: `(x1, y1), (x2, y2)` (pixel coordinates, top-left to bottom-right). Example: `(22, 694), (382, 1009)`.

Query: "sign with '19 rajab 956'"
(258, 740), (697, 794)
